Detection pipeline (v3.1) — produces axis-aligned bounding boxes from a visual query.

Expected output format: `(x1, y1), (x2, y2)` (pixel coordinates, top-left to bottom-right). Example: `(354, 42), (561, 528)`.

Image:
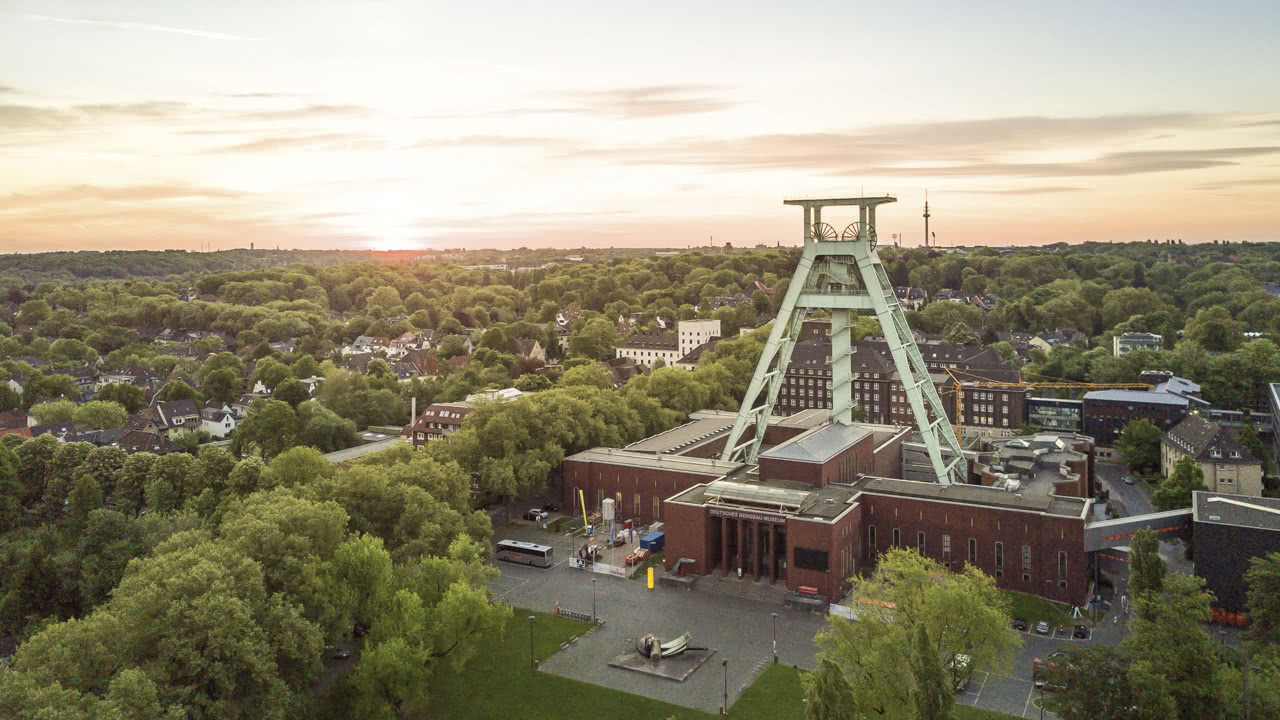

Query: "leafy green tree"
(513, 373), (551, 392)
(1043, 645), (1138, 720)
(1183, 306), (1245, 352)
(1238, 423), (1270, 472)
(558, 363), (613, 389)
(96, 383), (146, 413)
(30, 398), (77, 424)
(1115, 419), (1161, 474)
(232, 398), (297, 459)
(203, 366), (242, 404)
(943, 321), (980, 346)
(264, 446), (333, 488)
(568, 317), (617, 361)
(811, 548), (1020, 720)
(111, 452), (157, 516)
(1154, 455), (1207, 511)
(272, 377), (310, 408)
(1130, 527), (1166, 604)
(1124, 572), (1224, 720)
(0, 444), (21, 533)
(72, 400), (128, 430)
(156, 380), (199, 407)
(144, 453), (196, 514)
(251, 357), (292, 392)
(803, 659), (859, 720)
(1245, 552), (1280, 650)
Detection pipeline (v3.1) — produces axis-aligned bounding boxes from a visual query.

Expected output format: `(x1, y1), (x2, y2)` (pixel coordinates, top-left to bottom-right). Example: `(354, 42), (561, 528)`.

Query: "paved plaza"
(488, 520), (1096, 717)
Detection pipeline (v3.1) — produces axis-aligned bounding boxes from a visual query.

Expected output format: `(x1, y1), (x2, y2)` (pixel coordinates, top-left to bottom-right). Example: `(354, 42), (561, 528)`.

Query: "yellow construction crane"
(943, 369), (1151, 441)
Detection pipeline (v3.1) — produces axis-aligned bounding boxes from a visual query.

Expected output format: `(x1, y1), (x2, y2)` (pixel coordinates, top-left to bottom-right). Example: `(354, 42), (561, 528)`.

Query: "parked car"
(1012, 618), (1029, 631)
(1035, 621), (1051, 635)
(1073, 625), (1089, 639)
(1123, 475), (1135, 485)
(327, 646), (352, 660)
(523, 508), (548, 522)
(542, 502), (560, 512)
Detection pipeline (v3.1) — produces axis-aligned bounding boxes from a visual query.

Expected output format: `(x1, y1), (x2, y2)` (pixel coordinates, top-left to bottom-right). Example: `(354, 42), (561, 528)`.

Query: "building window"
(1023, 573), (1031, 583)
(892, 528), (901, 547)
(968, 538), (976, 564)
(652, 496), (660, 521)
(634, 493), (641, 518)
(1022, 545), (1031, 570)
(917, 531), (926, 553)
(942, 534), (951, 558)
(1057, 551), (1067, 578)
(995, 542), (1004, 567)
(868, 525), (876, 549)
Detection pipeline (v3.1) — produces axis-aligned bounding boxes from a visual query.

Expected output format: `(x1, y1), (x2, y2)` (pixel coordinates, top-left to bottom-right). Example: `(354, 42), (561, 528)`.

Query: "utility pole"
(771, 612), (778, 664)
(722, 658), (729, 715)
(528, 615), (536, 671)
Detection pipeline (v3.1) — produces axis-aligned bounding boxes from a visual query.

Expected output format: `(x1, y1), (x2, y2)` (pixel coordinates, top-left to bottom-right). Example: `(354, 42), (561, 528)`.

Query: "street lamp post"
(722, 658), (729, 715)
(592, 578), (597, 623)
(1039, 682), (1045, 720)
(771, 612), (778, 664)
(528, 615), (536, 671)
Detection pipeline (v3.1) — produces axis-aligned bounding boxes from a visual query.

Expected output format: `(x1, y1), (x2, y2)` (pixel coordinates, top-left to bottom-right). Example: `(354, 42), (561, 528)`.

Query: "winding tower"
(719, 196), (965, 485)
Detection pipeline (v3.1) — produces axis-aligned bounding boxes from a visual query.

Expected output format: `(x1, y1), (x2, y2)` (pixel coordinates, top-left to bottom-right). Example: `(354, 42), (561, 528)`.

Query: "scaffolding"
(720, 196), (966, 486)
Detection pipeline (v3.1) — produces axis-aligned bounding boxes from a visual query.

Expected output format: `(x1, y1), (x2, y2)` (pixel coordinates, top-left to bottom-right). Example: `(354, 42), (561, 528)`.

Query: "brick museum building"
(562, 410), (1094, 604)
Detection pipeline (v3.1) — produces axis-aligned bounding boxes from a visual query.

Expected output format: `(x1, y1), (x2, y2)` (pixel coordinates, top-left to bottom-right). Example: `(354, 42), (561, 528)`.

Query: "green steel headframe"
(719, 196), (965, 485)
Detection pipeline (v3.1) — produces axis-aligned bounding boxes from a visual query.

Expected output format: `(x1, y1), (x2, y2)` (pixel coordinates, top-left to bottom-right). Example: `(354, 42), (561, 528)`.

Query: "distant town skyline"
(2, 0), (1278, 252)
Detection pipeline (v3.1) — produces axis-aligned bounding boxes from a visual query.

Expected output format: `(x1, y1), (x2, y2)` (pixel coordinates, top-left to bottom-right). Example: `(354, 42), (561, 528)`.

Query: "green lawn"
(1004, 590), (1073, 629)
(314, 608), (1026, 720)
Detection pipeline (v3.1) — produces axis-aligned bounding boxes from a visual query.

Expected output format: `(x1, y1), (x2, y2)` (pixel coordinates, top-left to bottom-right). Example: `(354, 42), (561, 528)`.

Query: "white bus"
(495, 539), (554, 568)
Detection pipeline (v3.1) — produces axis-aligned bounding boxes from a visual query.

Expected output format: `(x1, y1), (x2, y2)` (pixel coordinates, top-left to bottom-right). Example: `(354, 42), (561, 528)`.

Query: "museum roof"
(624, 410), (737, 455)
(850, 475), (1090, 519)
(759, 423), (872, 464)
(1193, 492), (1280, 532)
(564, 447), (742, 476)
(668, 478), (859, 521)
(1082, 389), (1188, 407)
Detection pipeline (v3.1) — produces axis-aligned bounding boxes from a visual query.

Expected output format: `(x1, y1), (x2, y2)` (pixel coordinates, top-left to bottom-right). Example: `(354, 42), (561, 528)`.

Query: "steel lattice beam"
(720, 196), (966, 485)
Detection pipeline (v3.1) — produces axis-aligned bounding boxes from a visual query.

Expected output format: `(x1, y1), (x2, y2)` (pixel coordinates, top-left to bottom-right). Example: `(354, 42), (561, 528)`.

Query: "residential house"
(232, 393), (271, 417)
(512, 338), (546, 364)
(1113, 332), (1163, 356)
(268, 337), (299, 355)
(30, 420), (77, 440)
(893, 286), (928, 311)
(200, 404), (239, 439)
(0, 409), (30, 430)
(155, 399), (201, 438)
(615, 319), (721, 369)
(1162, 414), (1264, 497)
(56, 365), (97, 390)
(1029, 328), (1088, 354)
(400, 350), (437, 377)
(932, 289), (966, 303)
(447, 355), (471, 370)
(390, 362), (420, 381)
(64, 428), (127, 447)
(344, 353), (374, 374)
(407, 402), (472, 448)
(298, 375), (325, 396)
(674, 338), (721, 371)
(119, 430), (182, 455)
(603, 357), (646, 388)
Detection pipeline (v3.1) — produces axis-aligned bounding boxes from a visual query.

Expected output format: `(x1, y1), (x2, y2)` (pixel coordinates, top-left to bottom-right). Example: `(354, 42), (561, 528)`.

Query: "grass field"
(314, 608), (1030, 720)
(1004, 590), (1073, 629)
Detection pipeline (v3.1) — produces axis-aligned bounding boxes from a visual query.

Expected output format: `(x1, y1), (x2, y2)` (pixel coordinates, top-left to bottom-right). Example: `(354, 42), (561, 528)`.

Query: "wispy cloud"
(21, 13), (253, 41)
(418, 84), (739, 121)
(0, 184), (244, 210)
(207, 132), (383, 153)
(239, 104), (371, 121)
(950, 186), (1089, 195)
(1194, 177), (1280, 190)
(0, 85), (16, 95)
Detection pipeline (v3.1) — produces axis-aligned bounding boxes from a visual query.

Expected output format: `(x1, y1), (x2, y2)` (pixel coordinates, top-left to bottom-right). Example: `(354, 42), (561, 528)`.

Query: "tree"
(0, 444), (20, 533)
(264, 446), (333, 488)
(803, 659), (858, 720)
(943, 321), (980, 346)
(1245, 552), (1280, 650)
(1183, 306), (1245, 352)
(296, 400), (359, 451)
(29, 398), (77, 424)
(96, 383), (146, 413)
(568, 318), (617, 361)
(558, 364), (613, 389)
(1154, 455), (1207, 511)
(203, 367), (242, 404)
(910, 624), (952, 720)
(72, 400), (128, 430)
(156, 380), (198, 406)
(1042, 645), (1137, 720)
(1238, 423), (1270, 472)
(232, 399), (297, 460)
(513, 373), (551, 392)
(273, 378), (310, 408)
(251, 357), (292, 392)
(811, 549), (1020, 720)
(1115, 419), (1161, 474)
(1124, 572), (1224, 720)
(1129, 527), (1166, 604)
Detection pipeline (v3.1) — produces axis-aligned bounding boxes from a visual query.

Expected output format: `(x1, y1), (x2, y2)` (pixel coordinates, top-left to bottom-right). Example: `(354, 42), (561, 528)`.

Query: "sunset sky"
(2, 0), (1278, 252)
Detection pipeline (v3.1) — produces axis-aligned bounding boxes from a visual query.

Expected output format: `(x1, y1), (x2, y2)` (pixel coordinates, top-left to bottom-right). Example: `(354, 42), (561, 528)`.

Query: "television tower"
(923, 191), (930, 248)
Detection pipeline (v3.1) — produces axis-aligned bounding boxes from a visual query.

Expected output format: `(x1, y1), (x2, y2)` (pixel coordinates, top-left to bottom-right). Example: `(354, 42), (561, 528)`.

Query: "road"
(1096, 461), (1194, 575)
